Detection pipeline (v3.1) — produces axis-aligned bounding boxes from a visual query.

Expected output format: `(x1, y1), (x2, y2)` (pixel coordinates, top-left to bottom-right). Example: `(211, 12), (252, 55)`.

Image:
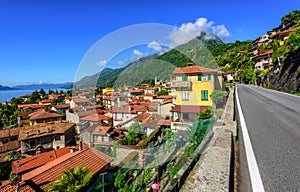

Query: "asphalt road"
(237, 84), (300, 192)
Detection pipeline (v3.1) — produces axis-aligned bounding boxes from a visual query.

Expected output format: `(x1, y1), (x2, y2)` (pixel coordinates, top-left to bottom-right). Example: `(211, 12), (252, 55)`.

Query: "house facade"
(170, 63), (223, 131)
(18, 122), (76, 155)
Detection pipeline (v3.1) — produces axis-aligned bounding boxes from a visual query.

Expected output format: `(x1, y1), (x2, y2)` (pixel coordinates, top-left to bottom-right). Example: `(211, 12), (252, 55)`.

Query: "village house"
(39, 99), (54, 106)
(252, 50), (273, 71)
(0, 127), (20, 162)
(11, 146), (72, 175)
(18, 122), (76, 155)
(80, 113), (112, 127)
(0, 147), (113, 192)
(112, 105), (132, 127)
(170, 62), (224, 132)
(27, 109), (63, 125)
(48, 94), (65, 102)
(102, 87), (115, 95)
(17, 103), (44, 112)
(51, 104), (70, 114)
(70, 98), (90, 109)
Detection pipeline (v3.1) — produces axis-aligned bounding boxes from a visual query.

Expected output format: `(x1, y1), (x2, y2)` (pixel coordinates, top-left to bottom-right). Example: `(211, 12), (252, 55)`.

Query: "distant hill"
(13, 82), (73, 90)
(0, 85), (18, 90)
(75, 32), (226, 89)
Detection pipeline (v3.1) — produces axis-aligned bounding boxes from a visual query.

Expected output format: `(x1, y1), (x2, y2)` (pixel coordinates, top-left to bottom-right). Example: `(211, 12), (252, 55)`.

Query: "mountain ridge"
(75, 32), (225, 89)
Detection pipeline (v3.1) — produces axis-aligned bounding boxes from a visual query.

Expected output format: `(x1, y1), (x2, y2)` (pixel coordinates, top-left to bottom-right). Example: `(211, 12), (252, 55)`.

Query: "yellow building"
(102, 87), (115, 95)
(170, 63), (224, 130)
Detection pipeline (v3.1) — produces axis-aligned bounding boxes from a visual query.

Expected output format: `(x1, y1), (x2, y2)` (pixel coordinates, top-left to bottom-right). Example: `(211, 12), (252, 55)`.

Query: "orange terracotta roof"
(53, 104), (70, 109)
(81, 113), (111, 122)
(103, 96), (118, 101)
(134, 112), (152, 123)
(85, 105), (103, 110)
(72, 98), (90, 103)
(112, 106), (131, 113)
(92, 126), (111, 135)
(39, 99), (54, 103)
(28, 109), (62, 120)
(252, 50), (273, 60)
(170, 105), (208, 113)
(21, 148), (113, 191)
(148, 103), (158, 112)
(18, 122), (75, 140)
(142, 113), (165, 129)
(0, 140), (21, 153)
(0, 127), (19, 138)
(12, 146), (71, 174)
(277, 28), (295, 35)
(156, 95), (173, 99)
(130, 89), (144, 93)
(89, 87), (98, 91)
(162, 99), (173, 104)
(131, 105), (148, 114)
(172, 66), (217, 75)
(17, 104), (44, 110)
(144, 93), (156, 97)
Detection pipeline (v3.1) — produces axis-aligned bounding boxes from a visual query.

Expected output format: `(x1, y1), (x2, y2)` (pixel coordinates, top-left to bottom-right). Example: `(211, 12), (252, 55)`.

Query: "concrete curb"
(179, 88), (237, 191)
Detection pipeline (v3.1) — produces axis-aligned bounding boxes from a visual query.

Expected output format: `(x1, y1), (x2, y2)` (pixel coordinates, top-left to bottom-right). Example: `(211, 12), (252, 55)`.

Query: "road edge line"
(236, 85), (265, 192)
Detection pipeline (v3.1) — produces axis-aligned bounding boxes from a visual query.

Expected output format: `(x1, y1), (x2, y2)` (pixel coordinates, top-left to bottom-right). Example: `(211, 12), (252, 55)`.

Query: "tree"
(114, 173), (126, 188)
(117, 122), (145, 145)
(47, 166), (92, 192)
(4, 150), (22, 162)
(211, 90), (228, 108)
(155, 90), (169, 96)
(198, 107), (212, 120)
(27, 91), (40, 103)
(39, 88), (46, 96)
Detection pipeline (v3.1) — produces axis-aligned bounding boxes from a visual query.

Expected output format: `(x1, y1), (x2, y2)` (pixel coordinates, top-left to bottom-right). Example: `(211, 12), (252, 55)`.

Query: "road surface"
(236, 85), (300, 192)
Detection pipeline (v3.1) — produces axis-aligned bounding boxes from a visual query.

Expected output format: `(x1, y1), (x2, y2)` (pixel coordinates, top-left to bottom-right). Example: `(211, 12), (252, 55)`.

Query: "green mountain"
(75, 32), (230, 89)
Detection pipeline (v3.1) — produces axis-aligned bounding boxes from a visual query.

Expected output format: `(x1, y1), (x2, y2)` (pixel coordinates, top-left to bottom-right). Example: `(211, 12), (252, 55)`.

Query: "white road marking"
(236, 85), (265, 192)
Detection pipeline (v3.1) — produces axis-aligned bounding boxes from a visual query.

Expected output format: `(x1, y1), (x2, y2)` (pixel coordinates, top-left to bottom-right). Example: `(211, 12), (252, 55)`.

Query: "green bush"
(169, 166), (181, 178)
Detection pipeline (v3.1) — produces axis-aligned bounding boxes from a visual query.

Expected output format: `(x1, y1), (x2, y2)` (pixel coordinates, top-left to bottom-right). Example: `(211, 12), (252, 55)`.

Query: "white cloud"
(147, 40), (163, 52)
(212, 25), (230, 37)
(116, 61), (124, 66)
(96, 60), (107, 67)
(133, 49), (144, 57)
(168, 17), (230, 46)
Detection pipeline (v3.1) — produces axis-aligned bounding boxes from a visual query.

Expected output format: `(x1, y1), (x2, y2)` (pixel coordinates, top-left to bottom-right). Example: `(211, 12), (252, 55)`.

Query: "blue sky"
(0, 0), (299, 86)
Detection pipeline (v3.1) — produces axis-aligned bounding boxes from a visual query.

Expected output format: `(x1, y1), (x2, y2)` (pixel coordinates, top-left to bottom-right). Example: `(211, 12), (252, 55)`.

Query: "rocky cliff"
(269, 50), (300, 93)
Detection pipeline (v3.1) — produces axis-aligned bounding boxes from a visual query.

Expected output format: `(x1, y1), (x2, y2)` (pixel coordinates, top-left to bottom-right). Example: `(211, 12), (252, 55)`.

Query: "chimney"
(187, 62), (193, 68)
(79, 141), (83, 151)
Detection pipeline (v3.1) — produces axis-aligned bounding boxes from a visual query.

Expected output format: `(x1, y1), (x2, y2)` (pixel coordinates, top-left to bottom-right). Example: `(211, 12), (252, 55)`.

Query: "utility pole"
(99, 172), (107, 192)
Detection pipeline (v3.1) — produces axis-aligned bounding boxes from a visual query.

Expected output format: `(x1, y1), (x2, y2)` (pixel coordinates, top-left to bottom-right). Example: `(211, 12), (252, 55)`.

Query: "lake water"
(0, 89), (69, 103)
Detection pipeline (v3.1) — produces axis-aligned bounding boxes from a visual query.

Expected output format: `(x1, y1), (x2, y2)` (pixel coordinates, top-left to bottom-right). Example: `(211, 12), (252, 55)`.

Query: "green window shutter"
(201, 90), (208, 101)
(198, 74), (202, 81)
(182, 75), (188, 81)
(208, 74), (211, 81)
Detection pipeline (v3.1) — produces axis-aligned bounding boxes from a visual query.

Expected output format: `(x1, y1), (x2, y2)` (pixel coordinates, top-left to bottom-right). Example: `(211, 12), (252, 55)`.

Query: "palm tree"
(47, 166), (93, 192)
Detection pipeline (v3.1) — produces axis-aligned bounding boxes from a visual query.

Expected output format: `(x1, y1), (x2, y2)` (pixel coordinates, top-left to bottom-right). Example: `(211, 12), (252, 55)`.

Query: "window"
(198, 74), (202, 81)
(182, 91), (188, 100)
(201, 90), (209, 101)
(202, 75), (208, 81)
(182, 113), (189, 120)
(182, 75), (188, 81)
(55, 135), (61, 141)
(208, 74), (212, 81)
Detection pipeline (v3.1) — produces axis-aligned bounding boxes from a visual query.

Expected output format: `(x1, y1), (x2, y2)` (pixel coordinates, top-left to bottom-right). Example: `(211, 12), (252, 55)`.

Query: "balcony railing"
(171, 81), (192, 90)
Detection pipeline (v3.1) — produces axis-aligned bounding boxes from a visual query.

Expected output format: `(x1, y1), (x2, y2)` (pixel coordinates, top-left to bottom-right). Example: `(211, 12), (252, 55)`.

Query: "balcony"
(171, 81), (192, 90)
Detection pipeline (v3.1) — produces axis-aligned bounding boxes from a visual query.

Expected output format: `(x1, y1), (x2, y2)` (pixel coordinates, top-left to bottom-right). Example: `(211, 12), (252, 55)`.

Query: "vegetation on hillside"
(281, 10), (300, 25)
(272, 27), (300, 67)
